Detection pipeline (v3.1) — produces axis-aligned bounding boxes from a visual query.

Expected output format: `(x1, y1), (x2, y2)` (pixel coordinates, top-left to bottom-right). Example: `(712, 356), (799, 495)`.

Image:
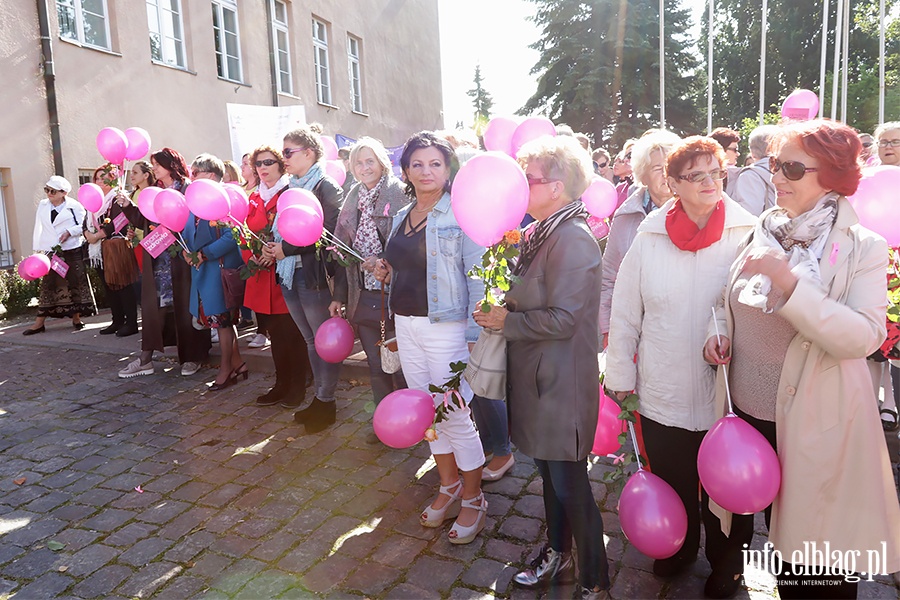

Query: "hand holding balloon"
(703, 336), (731, 365)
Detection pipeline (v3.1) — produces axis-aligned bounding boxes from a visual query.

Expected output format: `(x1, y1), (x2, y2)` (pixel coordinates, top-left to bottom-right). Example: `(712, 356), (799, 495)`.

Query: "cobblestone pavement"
(0, 339), (897, 599)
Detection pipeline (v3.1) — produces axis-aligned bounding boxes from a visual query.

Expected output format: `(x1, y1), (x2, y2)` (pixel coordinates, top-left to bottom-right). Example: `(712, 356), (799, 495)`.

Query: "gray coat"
(504, 217), (603, 461)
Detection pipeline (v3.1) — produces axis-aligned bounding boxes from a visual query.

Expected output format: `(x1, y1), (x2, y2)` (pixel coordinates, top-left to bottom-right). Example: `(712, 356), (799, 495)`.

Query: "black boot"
(293, 396), (322, 424)
(100, 322), (122, 335)
(304, 399), (336, 434)
(256, 384), (288, 406)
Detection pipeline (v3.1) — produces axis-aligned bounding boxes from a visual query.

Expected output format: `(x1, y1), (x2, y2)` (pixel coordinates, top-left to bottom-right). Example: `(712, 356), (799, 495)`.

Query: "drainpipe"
(264, 0), (278, 106)
(37, 0), (64, 175)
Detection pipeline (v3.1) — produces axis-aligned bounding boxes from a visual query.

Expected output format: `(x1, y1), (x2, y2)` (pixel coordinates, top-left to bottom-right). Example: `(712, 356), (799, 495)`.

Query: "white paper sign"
(227, 103), (307, 164)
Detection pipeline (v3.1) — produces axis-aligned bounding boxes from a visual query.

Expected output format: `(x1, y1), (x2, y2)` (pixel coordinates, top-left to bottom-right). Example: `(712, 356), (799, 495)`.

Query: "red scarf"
(665, 199), (726, 252)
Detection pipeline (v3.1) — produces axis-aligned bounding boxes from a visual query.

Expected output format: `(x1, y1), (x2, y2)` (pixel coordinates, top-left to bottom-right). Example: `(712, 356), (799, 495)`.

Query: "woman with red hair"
(705, 120), (900, 598)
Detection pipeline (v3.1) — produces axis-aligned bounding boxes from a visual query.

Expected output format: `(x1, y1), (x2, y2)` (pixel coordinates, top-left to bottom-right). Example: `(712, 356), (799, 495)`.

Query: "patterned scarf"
(513, 201), (589, 277)
(258, 174), (290, 204)
(273, 162), (324, 289)
(738, 192), (839, 312)
(354, 175), (386, 290)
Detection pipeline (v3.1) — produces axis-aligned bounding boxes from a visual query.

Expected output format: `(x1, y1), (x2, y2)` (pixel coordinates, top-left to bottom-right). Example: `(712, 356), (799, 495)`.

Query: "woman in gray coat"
(474, 136), (610, 600)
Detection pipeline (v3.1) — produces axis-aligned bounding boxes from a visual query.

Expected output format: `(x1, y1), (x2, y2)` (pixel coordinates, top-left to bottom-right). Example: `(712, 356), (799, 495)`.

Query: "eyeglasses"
(727, 145), (739, 153)
(44, 187), (61, 194)
(878, 139), (900, 148)
(676, 169), (727, 183)
(282, 147), (307, 158)
(526, 175), (560, 187)
(862, 141), (874, 148)
(255, 159), (279, 167)
(769, 157), (818, 181)
(596, 162), (608, 169)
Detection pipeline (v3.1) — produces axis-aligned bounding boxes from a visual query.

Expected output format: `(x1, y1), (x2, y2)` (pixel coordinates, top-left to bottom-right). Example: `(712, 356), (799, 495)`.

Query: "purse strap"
(380, 286), (387, 344)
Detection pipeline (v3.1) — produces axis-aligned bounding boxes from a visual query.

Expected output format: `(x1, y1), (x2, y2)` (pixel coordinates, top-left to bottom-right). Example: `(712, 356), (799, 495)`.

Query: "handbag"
(377, 287), (401, 374)
(463, 327), (507, 400)
(214, 226), (245, 310)
(101, 237), (139, 290)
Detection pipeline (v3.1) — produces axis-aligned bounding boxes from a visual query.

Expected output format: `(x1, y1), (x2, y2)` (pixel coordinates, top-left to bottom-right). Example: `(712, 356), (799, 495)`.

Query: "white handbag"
(378, 288), (401, 374)
(463, 327), (507, 400)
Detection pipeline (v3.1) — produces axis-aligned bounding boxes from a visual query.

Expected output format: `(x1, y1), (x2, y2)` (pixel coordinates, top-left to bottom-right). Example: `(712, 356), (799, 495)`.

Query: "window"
(77, 169), (94, 186)
(146, 0), (186, 68)
(0, 171), (13, 268)
(270, 0), (292, 94)
(57, 0), (110, 50)
(312, 18), (331, 105)
(212, 0), (242, 82)
(347, 36), (363, 112)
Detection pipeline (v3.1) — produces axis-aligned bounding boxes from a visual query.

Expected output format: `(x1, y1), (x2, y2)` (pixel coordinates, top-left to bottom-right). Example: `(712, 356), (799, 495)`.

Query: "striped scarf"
(513, 201), (589, 277)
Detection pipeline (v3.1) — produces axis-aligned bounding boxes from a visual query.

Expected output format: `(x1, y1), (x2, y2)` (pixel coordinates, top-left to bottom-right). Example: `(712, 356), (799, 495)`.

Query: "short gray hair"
(348, 137), (393, 179)
(191, 153), (225, 181)
(517, 135), (593, 200)
(631, 130), (681, 187)
(749, 125), (779, 160)
(875, 122), (900, 140)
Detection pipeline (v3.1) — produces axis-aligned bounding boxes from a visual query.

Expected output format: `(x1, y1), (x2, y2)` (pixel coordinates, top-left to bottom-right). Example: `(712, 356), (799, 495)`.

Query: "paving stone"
(484, 538), (528, 564)
(343, 561), (402, 596)
(10, 572), (72, 598)
(163, 530), (218, 563)
(0, 578), (16, 595)
(51, 503), (99, 522)
(22, 490), (71, 513)
(203, 508), (248, 534)
(188, 551), (234, 579)
(155, 574), (208, 599)
(157, 506), (217, 539)
(0, 544), (25, 567)
(299, 554), (358, 594)
(461, 558), (515, 593)
(81, 508), (135, 532)
(406, 556), (466, 593)
(513, 494), (545, 519)
(71, 564), (133, 598)
(213, 534), (260, 559)
(497, 515), (543, 543)
(136, 498), (191, 524)
(283, 507), (332, 537)
(1, 516), (66, 546)
(64, 543), (121, 577)
(610, 565), (664, 599)
(384, 582), (442, 599)
(50, 527), (102, 552)
(208, 557), (266, 595)
(118, 536), (175, 566)
(369, 534), (429, 568)
(449, 587), (496, 599)
(247, 530), (299, 563)
(170, 481), (217, 503)
(0, 547), (58, 579)
(74, 487), (124, 507)
(198, 483), (246, 507)
(233, 569), (298, 599)
(117, 560), (183, 597)
(0, 484), (51, 507)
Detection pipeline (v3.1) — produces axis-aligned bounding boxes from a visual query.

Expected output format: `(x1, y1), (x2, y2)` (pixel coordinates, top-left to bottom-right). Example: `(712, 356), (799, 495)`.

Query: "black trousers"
(533, 458), (610, 591)
(267, 313), (310, 396)
(97, 265), (137, 327)
(638, 415), (729, 567)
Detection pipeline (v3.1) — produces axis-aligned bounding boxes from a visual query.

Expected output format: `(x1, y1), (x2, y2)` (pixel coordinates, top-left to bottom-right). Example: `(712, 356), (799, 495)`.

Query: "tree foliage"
(467, 65), (494, 123)
(519, 0), (701, 150)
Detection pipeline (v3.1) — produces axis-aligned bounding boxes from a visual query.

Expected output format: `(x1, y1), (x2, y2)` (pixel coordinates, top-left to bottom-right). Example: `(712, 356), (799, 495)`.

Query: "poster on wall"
(226, 103), (307, 163)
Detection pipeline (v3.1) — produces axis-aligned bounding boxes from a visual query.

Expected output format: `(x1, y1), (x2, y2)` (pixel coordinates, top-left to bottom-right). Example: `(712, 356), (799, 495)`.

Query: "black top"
(385, 211), (428, 317)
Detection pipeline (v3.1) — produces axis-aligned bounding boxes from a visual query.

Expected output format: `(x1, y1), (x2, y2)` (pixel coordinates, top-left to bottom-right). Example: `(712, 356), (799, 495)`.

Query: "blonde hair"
(222, 160), (244, 185)
(517, 135), (593, 200)
(631, 130), (681, 187)
(348, 137), (392, 178)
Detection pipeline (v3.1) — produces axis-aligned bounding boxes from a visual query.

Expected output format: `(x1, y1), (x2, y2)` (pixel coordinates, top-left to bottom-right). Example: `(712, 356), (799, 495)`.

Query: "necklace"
(412, 202), (436, 213)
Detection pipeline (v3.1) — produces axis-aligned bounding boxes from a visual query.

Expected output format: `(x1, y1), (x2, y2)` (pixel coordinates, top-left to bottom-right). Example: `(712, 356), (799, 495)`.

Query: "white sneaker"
(248, 333), (270, 349)
(118, 359), (154, 379)
(181, 361), (201, 376)
(211, 329), (219, 343)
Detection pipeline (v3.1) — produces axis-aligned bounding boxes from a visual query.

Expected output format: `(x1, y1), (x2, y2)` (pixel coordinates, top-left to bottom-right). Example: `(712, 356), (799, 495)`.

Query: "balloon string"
(320, 228), (364, 261)
(174, 231), (190, 254)
(711, 306), (735, 415)
(627, 420), (643, 472)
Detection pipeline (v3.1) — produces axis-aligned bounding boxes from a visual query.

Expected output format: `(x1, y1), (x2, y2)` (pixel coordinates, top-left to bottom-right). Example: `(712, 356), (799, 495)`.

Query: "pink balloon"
(154, 188), (190, 232)
(276, 188), (324, 218)
(618, 470), (688, 559)
(138, 187), (161, 223)
(96, 127), (128, 164)
(582, 177), (618, 219)
(848, 166), (900, 247)
(587, 216), (610, 239)
(314, 317), (355, 363)
(124, 127), (151, 161)
(451, 152), (529, 246)
(77, 183), (104, 213)
(185, 179), (231, 221)
(781, 89), (819, 120)
(373, 388), (437, 448)
(510, 116), (557, 156)
(483, 117), (519, 156)
(224, 184), (249, 225)
(17, 254), (51, 281)
(321, 136), (339, 161)
(592, 389), (626, 455)
(326, 160), (347, 187)
(697, 414), (781, 515)
(278, 204), (323, 246)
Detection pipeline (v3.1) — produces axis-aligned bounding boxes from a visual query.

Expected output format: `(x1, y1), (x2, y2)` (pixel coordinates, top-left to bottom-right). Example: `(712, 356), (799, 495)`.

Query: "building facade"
(0, 0), (443, 266)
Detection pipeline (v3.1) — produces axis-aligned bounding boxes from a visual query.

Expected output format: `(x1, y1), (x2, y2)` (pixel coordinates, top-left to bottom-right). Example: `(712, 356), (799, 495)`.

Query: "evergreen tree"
(520, 0), (701, 150)
(467, 65), (495, 123)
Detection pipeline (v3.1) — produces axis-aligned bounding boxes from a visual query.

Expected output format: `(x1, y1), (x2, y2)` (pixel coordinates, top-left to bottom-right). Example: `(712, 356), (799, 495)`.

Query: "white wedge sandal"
(420, 480), (463, 527)
(447, 492), (488, 544)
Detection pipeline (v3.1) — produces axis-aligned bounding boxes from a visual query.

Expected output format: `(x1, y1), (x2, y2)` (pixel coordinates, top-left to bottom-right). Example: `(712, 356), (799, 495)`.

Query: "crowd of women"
(25, 118), (900, 599)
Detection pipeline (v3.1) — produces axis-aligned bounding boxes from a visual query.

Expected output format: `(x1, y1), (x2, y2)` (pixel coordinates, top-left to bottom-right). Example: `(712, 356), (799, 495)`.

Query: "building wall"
(0, 0), (442, 264)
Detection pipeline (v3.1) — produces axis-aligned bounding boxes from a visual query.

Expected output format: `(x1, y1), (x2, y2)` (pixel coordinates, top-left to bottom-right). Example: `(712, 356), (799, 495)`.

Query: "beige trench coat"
(711, 197), (900, 573)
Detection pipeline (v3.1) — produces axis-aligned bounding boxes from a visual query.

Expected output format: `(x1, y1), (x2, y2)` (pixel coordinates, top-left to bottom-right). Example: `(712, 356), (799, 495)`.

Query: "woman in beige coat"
(705, 119), (900, 599)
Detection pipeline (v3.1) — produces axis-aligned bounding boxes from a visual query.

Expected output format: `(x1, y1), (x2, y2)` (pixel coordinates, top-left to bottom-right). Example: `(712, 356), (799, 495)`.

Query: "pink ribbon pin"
(443, 390), (463, 409)
(612, 453), (627, 465)
(829, 242), (839, 266)
(383, 203), (390, 217)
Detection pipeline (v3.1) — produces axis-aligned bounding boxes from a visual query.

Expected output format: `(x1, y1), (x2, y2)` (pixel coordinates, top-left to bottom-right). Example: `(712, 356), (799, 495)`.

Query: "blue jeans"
(471, 395), (511, 456)
(281, 270), (341, 402)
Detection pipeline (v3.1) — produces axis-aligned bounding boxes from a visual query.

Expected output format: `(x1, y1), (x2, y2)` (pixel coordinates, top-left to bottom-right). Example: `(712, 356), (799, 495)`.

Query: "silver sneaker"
(118, 359), (154, 379)
(181, 361), (201, 376)
(582, 586), (612, 600)
(513, 545), (575, 589)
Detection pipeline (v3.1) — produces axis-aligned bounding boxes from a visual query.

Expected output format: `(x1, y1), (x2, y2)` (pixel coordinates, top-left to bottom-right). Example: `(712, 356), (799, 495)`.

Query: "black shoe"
(115, 324), (138, 337)
(704, 567), (742, 599)
(237, 319), (255, 330)
(305, 399), (336, 434)
(99, 323), (122, 335)
(279, 394), (305, 409)
(72, 322), (85, 330)
(293, 396), (321, 423)
(256, 386), (288, 406)
(653, 554), (697, 579)
(22, 326), (45, 336)
(513, 545), (575, 589)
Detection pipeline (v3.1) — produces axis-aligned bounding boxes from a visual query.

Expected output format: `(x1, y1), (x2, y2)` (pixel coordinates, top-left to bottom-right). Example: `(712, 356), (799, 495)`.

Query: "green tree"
(519, 0), (701, 150)
(467, 64), (494, 123)
(701, 0), (900, 132)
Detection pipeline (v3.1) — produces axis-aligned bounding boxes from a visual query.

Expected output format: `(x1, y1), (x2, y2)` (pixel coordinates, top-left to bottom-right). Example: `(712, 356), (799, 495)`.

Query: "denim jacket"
(386, 192), (485, 342)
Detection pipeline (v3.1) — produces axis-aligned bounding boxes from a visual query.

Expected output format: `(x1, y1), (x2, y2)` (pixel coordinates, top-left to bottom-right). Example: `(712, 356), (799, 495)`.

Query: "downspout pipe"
(264, 0), (278, 106)
(37, 0), (64, 175)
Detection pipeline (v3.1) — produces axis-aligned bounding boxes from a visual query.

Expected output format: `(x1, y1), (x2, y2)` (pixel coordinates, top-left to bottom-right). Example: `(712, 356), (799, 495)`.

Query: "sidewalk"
(0, 317), (897, 599)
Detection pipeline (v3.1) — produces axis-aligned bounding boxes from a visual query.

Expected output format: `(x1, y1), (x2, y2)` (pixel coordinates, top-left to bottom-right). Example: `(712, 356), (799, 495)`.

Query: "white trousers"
(395, 315), (483, 472)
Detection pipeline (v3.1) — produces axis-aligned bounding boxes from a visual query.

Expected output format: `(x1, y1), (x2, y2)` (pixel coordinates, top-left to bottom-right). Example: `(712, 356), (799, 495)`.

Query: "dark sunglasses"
(594, 161), (609, 169)
(44, 187), (61, 194)
(769, 157), (818, 181)
(862, 141), (874, 148)
(256, 159), (279, 167)
(526, 175), (560, 187)
(676, 169), (727, 183)
(282, 147), (307, 158)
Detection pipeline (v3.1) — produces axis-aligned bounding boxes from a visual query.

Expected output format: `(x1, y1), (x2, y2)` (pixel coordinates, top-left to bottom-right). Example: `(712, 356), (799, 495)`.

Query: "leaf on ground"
(12, 477), (25, 486)
(363, 401), (376, 414)
(47, 541), (65, 551)
(285, 437), (295, 443)
(57, 565), (69, 572)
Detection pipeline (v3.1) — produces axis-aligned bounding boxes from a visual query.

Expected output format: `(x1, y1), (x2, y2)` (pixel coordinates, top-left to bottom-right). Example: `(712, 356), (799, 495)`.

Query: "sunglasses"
(255, 159), (279, 167)
(282, 147), (307, 158)
(526, 175), (560, 187)
(727, 145), (739, 153)
(878, 139), (900, 148)
(769, 157), (818, 181)
(862, 141), (874, 148)
(44, 187), (59, 194)
(676, 169), (727, 183)
(595, 162), (609, 169)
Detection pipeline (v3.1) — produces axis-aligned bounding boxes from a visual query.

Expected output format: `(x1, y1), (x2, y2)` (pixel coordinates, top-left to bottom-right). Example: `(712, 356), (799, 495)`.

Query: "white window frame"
(0, 173), (13, 268)
(57, 0), (111, 50)
(212, 0), (243, 82)
(347, 35), (363, 113)
(270, 0), (292, 95)
(312, 18), (332, 105)
(146, 0), (187, 68)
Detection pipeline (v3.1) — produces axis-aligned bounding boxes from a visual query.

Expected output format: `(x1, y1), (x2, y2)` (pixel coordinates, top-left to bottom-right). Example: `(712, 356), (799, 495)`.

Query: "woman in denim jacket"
(374, 132), (487, 544)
